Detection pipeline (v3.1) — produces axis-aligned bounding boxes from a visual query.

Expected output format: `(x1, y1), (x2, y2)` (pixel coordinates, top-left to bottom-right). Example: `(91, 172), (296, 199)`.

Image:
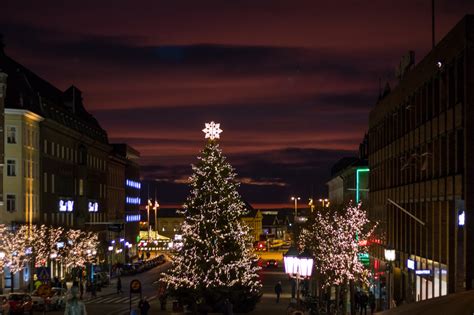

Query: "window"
(7, 160), (16, 176)
(51, 174), (55, 194)
(79, 179), (84, 196)
(44, 172), (48, 193)
(6, 194), (16, 212)
(7, 126), (16, 144)
(44, 140), (48, 154)
(51, 142), (55, 156)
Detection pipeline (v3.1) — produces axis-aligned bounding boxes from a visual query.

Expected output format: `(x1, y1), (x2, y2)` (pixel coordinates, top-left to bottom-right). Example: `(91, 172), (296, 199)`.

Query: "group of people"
(355, 290), (376, 315)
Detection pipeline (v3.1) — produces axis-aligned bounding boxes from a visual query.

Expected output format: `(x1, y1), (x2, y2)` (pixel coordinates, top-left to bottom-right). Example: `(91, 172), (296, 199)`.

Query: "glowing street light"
(318, 198), (330, 208)
(291, 196), (301, 218)
(284, 247), (313, 307)
(385, 248), (396, 309)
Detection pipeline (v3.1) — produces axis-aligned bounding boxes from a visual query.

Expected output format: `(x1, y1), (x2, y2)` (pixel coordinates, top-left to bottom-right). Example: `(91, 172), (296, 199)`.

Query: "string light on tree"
(163, 121), (261, 312)
(202, 121), (223, 140)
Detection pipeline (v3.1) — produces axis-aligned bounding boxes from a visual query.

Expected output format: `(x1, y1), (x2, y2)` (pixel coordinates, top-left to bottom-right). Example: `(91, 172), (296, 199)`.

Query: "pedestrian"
(80, 281), (84, 300)
(158, 283), (167, 311)
(222, 298), (233, 315)
(1, 297), (10, 315)
(64, 286), (87, 315)
(117, 276), (122, 294)
(354, 290), (361, 312)
(91, 282), (97, 298)
(274, 281), (282, 303)
(359, 291), (368, 315)
(138, 298), (150, 315)
(368, 291), (376, 314)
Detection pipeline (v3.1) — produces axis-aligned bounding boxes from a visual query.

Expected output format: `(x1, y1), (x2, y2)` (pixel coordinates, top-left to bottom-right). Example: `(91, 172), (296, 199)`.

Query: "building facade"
(368, 15), (474, 304)
(0, 44), (142, 290)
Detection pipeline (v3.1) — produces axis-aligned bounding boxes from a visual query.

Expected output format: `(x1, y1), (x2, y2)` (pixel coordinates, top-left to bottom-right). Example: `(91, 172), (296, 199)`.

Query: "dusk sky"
(2, 0), (473, 208)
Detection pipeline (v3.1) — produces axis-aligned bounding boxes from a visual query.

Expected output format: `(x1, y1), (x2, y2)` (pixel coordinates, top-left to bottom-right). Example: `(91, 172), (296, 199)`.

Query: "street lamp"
(291, 196), (301, 218)
(318, 198), (330, 208)
(284, 247), (313, 307)
(108, 245), (114, 279)
(146, 199), (153, 240)
(384, 248), (396, 309)
(308, 198), (315, 212)
(153, 200), (160, 238)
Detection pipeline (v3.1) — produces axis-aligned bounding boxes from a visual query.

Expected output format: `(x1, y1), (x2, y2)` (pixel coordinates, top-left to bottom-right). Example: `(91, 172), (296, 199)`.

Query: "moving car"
(265, 259), (278, 268)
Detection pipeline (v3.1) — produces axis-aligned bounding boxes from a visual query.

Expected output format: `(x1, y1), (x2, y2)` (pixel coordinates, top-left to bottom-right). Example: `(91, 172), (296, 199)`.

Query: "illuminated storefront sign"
(59, 199), (74, 212)
(458, 211), (465, 226)
(126, 197), (141, 205)
(88, 201), (99, 212)
(356, 168), (369, 203)
(415, 269), (431, 275)
(126, 179), (141, 189)
(126, 214), (141, 222)
(407, 259), (415, 270)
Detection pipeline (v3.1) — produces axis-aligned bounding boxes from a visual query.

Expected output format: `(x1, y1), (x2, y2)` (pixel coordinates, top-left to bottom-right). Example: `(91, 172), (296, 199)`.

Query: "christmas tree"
(163, 122), (261, 312)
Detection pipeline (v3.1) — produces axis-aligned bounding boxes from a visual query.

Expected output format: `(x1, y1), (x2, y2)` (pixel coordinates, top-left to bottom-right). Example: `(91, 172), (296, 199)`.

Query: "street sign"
(36, 267), (50, 281)
(130, 279), (142, 294)
(129, 279), (142, 313)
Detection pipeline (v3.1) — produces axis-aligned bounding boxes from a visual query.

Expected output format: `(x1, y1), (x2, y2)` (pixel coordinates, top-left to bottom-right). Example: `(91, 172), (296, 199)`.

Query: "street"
(44, 259), (295, 315)
(47, 260), (171, 315)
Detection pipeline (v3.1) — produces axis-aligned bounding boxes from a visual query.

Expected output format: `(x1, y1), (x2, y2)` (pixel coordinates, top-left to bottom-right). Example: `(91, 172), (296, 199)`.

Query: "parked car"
(265, 259), (278, 268)
(8, 293), (33, 315)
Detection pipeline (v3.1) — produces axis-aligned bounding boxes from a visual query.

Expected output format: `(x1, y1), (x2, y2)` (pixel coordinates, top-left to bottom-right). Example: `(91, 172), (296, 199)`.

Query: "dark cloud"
(2, 1), (473, 207)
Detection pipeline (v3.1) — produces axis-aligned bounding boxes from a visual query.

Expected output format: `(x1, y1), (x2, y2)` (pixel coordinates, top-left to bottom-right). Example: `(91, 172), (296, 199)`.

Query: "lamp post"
(284, 248), (313, 307)
(384, 248), (396, 309)
(108, 245), (114, 279)
(146, 199), (153, 240)
(153, 200), (159, 238)
(308, 198), (315, 212)
(291, 196), (301, 218)
(318, 198), (330, 208)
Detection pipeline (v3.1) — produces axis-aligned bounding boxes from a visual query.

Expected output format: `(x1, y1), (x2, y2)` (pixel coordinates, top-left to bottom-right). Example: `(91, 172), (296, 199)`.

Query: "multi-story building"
(327, 136), (369, 208)
(0, 43), (128, 289)
(368, 15), (473, 305)
(113, 144), (141, 251)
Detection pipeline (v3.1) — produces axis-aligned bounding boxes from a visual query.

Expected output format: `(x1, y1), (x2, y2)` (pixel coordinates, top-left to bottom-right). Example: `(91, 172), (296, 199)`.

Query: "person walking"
(359, 291), (368, 315)
(138, 298), (150, 315)
(274, 281), (283, 303)
(368, 291), (376, 314)
(79, 281), (84, 300)
(116, 276), (122, 294)
(64, 286), (87, 315)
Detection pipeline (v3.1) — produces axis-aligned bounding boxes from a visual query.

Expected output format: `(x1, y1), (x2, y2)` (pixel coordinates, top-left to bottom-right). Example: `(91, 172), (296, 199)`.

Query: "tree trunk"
(350, 280), (355, 315)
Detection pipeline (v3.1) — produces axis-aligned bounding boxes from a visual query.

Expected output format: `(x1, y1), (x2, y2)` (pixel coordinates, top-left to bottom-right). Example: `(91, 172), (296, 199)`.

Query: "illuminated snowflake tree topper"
(202, 121), (223, 140)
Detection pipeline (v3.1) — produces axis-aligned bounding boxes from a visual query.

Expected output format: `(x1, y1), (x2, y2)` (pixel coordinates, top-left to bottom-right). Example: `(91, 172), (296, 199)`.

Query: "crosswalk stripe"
(85, 295), (152, 305)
